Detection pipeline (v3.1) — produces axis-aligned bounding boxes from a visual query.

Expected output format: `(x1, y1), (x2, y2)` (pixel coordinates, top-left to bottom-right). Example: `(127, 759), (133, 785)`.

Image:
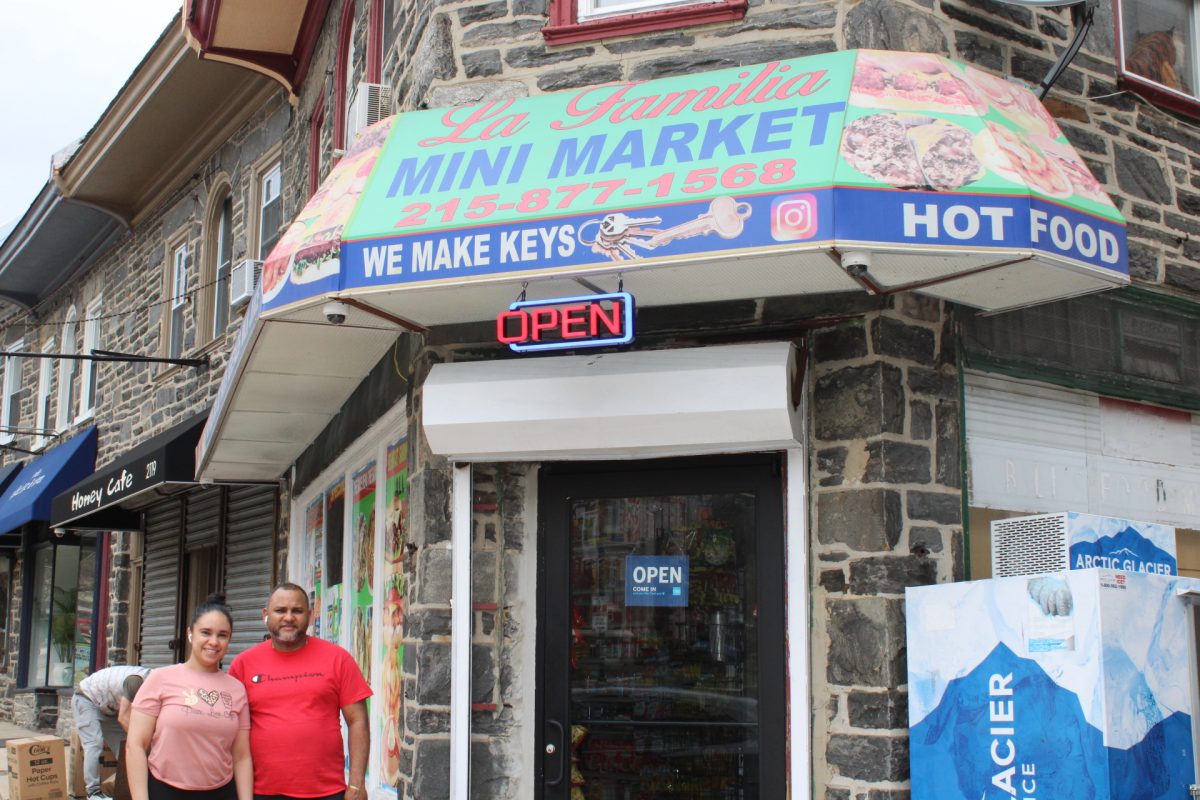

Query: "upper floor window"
(1, 341), (25, 445)
(543, 0), (744, 44)
(375, 0), (395, 79)
(1119, 0), (1198, 112)
(79, 298), (102, 419)
(309, 96), (327, 200)
(258, 162), (283, 260)
(35, 338), (56, 450)
(169, 243), (189, 360)
(205, 189), (234, 341)
(57, 309), (77, 431)
(335, 0), (360, 152)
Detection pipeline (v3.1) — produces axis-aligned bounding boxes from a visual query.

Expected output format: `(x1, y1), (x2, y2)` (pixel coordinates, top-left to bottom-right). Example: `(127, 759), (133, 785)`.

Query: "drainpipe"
(449, 463), (472, 799)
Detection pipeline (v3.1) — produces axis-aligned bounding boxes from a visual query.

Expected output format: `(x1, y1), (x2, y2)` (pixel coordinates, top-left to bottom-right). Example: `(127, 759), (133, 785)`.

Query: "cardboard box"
(67, 733), (116, 799)
(6, 736), (66, 800)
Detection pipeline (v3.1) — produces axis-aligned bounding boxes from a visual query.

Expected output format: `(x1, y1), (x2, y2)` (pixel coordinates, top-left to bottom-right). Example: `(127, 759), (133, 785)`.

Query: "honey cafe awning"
(195, 49), (1129, 482)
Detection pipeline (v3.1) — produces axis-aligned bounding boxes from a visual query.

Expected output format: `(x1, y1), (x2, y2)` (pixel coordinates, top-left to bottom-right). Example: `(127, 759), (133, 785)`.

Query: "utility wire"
(2, 271), (233, 336)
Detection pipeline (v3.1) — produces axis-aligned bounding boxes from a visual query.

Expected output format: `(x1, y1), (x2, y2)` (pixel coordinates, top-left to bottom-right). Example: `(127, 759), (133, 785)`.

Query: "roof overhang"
(53, 17), (277, 227)
(183, 0), (333, 103)
(0, 183), (125, 309)
(196, 50), (1131, 482)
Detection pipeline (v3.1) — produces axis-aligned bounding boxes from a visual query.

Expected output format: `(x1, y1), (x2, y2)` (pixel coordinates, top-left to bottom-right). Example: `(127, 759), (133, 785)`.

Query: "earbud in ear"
(188, 634), (193, 642)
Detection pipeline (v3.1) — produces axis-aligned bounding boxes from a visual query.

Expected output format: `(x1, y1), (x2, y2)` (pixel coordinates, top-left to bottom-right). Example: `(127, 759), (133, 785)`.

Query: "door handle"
(545, 719), (566, 786)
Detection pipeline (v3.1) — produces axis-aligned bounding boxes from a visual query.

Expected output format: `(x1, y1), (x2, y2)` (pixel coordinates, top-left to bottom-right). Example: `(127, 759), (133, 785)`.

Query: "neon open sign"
(496, 291), (635, 353)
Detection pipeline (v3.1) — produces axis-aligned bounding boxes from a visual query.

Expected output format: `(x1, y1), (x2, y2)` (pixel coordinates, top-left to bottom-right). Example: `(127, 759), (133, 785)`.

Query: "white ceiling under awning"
(198, 300), (403, 481)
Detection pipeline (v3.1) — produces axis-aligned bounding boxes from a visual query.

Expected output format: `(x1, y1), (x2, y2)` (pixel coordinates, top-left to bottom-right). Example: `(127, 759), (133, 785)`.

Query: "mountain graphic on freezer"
(1070, 526), (1176, 573)
(909, 642), (1192, 800)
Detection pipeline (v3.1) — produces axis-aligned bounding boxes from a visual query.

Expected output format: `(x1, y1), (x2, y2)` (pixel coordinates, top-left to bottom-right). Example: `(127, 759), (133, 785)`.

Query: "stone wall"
(810, 296), (963, 799)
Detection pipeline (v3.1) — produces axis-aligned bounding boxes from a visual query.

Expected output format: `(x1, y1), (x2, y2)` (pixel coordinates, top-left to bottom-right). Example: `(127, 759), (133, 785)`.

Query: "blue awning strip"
(0, 427), (97, 534)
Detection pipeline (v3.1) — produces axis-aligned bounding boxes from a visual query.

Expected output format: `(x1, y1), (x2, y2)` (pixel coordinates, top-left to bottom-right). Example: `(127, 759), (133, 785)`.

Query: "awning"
(196, 50), (1128, 482)
(424, 342), (803, 461)
(0, 427), (97, 535)
(51, 412), (209, 531)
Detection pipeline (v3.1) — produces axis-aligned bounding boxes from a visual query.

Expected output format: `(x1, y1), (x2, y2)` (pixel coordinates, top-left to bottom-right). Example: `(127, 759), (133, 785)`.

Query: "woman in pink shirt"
(126, 595), (252, 800)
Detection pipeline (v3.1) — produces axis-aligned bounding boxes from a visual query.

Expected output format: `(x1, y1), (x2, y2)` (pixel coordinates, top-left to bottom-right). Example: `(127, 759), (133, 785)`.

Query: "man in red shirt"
(229, 583), (371, 800)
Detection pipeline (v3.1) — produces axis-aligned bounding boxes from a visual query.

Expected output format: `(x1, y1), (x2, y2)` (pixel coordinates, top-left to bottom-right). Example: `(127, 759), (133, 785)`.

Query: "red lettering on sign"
(496, 293), (633, 351)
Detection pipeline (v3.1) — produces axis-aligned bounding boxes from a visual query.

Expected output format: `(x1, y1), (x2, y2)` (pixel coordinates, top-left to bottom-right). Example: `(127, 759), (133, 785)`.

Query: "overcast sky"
(0, 0), (181, 232)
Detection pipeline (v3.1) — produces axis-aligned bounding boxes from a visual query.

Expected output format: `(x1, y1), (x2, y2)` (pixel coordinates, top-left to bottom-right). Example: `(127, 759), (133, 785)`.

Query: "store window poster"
(305, 497), (324, 638)
(325, 479), (346, 644)
(352, 461), (376, 682)
(378, 436), (408, 792)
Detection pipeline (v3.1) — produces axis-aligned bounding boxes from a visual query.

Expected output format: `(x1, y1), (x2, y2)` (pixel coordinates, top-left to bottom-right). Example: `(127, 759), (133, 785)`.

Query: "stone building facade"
(256, 1), (1194, 798)
(1, 0), (1197, 799)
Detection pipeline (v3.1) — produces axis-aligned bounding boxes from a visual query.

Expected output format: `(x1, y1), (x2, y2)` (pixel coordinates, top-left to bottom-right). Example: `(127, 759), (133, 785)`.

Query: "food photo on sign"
(838, 50), (1112, 208)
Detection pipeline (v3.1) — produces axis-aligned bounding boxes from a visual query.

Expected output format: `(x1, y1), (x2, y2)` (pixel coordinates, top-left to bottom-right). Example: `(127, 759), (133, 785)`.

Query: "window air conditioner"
(990, 512), (1178, 578)
(229, 259), (262, 310)
(345, 82), (393, 147)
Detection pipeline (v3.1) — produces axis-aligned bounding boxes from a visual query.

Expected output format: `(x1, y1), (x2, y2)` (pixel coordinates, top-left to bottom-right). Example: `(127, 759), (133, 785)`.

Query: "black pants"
(254, 793), (345, 800)
(148, 773), (235, 800)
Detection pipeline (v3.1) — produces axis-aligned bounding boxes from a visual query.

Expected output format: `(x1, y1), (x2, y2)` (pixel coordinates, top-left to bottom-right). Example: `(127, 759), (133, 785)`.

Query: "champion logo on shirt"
(250, 671), (326, 684)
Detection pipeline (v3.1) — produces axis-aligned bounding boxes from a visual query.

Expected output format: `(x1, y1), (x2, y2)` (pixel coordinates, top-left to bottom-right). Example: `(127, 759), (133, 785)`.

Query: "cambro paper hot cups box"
(6, 736), (67, 800)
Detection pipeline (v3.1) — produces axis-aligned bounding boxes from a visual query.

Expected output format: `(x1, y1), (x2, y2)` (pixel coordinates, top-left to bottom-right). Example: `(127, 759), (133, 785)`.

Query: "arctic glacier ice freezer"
(907, 569), (1200, 800)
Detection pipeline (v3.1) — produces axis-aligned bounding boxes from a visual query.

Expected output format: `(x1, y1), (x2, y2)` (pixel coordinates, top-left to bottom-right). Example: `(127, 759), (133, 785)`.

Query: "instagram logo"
(771, 194), (818, 241)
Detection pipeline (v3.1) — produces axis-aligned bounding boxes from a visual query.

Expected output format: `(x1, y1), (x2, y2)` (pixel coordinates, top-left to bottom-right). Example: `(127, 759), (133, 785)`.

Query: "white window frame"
(1, 340), (25, 445)
(56, 309), (77, 431)
(169, 244), (188, 360)
(257, 161), (283, 261)
(343, 17), (359, 142)
(78, 298), (102, 421)
(1116, 0), (1200, 107)
(212, 194), (233, 340)
(35, 337), (56, 450)
(578, 0), (715, 21)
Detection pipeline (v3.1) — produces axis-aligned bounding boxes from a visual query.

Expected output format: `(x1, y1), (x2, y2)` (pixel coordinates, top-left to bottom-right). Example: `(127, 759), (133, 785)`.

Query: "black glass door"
(539, 457), (785, 800)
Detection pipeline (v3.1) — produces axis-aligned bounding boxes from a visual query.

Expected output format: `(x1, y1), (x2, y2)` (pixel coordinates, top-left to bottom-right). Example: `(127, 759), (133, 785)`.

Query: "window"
(0, 553), (12, 672)
(57, 309), (77, 431)
(258, 163), (283, 260)
(309, 96), (327, 199)
(373, 0), (394, 80)
(207, 192), (234, 340)
(79, 299), (102, 419)
(1118, 0), (1198, 111)
(334, 0), (359, 153)
(34, 338), (56, 450)
(1, 341), (24, 445)
(22, 536), (97, 687)
(169, 243), (188, 359)
(543, 0), (744, 45)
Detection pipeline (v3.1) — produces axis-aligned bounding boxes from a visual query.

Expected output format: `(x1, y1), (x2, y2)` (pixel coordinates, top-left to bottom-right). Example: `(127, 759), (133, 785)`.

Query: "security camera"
(53, 527), (67, 538)
(840, 250), (872, 277)
(323, 300), (349, 325)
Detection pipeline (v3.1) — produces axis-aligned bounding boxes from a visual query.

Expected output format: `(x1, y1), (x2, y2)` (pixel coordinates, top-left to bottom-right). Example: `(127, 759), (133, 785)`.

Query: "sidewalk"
(1, 720), (64, 779)
(0, 720), (55, 745)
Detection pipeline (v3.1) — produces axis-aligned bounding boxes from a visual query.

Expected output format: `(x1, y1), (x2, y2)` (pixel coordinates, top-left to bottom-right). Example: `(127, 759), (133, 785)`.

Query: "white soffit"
(199, 303), (402, 482)
(422, 342), (803, 462)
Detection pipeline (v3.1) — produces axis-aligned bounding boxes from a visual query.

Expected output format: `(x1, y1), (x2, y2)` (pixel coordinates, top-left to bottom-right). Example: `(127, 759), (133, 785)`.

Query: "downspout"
(450, 463), (472, 799)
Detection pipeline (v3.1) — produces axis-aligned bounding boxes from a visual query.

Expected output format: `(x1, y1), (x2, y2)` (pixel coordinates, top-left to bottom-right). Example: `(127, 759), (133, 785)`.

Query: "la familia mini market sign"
(257, 49), (1127, 313)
